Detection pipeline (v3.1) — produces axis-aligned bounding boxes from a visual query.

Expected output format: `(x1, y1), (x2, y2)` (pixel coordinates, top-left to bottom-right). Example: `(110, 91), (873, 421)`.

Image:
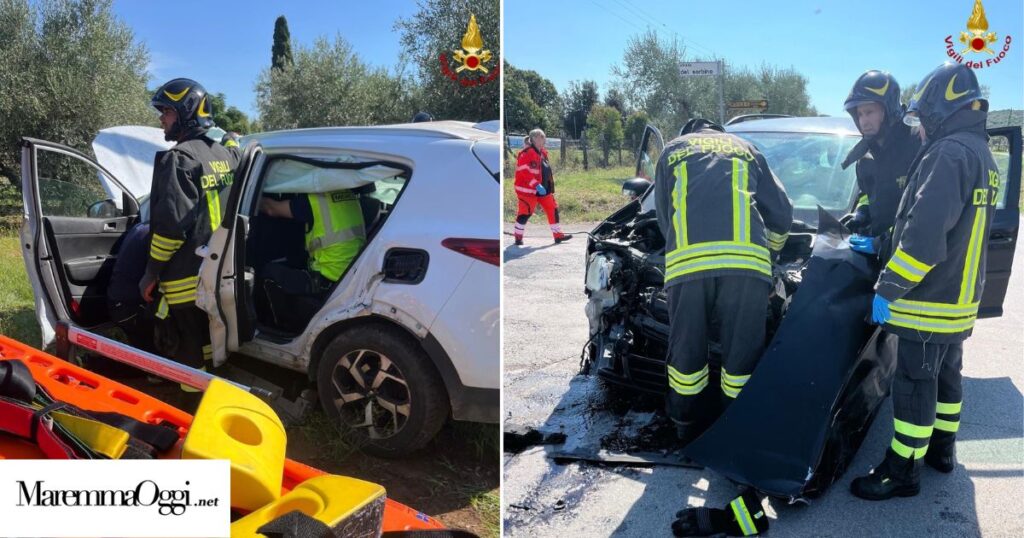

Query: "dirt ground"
(109, 361), (499, 537)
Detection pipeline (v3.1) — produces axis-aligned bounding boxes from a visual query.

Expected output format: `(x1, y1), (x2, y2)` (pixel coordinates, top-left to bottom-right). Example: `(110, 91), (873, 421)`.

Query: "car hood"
(91, 125), (228, 199)
(91, 126), (173, 199)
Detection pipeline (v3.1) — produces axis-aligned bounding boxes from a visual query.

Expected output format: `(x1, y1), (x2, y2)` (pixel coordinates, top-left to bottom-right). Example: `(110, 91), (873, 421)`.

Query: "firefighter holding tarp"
(851, 63), (999, 500)
(654, 118), (793, 444)
(841, 70), (921, 257)
(139, 78), (240, 401)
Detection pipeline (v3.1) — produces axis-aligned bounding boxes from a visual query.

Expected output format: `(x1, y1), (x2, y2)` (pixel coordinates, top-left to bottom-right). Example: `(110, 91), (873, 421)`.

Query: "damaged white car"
(20, 121), (500, 456)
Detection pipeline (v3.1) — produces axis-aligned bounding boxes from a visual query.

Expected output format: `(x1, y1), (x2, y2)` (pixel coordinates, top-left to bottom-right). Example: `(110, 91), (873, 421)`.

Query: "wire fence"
(504, 134), (640, 173)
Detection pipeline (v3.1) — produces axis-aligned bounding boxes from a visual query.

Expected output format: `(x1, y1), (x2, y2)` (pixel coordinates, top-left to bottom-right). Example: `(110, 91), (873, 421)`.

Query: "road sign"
(679, 61), (720, 76)
(727, 100), (769, 109)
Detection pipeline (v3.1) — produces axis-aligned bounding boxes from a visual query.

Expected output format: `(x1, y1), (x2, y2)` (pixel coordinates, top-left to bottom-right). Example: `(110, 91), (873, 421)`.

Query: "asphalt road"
(502, 223), (1024, 537)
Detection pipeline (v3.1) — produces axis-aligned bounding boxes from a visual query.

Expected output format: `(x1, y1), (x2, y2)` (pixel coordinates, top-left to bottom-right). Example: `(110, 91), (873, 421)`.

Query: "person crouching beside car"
(513, 129), (570, 245)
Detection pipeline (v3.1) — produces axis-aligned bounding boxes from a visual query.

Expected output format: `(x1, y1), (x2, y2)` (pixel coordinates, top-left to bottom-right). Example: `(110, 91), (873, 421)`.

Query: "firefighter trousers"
(889, 337), (963, 461)
(665, 275), (769, 427)
(168, 304), (212, 391)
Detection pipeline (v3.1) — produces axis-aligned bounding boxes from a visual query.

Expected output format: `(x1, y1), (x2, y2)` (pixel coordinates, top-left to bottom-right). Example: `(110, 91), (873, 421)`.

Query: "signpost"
(680, 61), (726, 123)
(727, 100), (769, 109)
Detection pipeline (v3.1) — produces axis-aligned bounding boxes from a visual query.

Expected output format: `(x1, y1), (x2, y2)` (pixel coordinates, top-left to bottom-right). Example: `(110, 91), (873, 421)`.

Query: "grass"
(503, 161), (636, 223)
(0, 230), (41, 346)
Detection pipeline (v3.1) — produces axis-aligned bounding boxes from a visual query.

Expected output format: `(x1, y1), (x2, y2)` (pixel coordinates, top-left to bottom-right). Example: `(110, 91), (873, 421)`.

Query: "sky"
(504, 0), (1024, 116)
(113, 0), (423, 118)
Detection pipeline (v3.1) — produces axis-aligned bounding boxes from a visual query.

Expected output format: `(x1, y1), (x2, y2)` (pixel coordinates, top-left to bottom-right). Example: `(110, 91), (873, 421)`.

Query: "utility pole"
(718, 60), (726, 125)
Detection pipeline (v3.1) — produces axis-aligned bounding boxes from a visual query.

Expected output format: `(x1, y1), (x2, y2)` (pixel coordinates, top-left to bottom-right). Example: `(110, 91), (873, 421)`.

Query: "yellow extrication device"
(230, 475), (387, 537)
(181, 378), (287, 511)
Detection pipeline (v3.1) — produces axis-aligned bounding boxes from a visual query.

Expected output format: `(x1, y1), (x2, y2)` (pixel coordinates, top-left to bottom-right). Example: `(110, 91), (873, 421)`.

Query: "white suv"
(20, 121), (500, 456)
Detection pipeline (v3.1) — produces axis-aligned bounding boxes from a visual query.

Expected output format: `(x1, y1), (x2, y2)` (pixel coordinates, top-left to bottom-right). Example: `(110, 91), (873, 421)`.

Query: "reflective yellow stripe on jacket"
(665, 158), (768, 284)
(958, 206), (986, 304)
(887, 298), (979, 334)
(665, 242), (771, 282)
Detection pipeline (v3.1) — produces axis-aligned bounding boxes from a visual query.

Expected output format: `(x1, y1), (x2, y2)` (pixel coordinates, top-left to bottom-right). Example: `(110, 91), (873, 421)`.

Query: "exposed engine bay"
(582, 199), (816, 393)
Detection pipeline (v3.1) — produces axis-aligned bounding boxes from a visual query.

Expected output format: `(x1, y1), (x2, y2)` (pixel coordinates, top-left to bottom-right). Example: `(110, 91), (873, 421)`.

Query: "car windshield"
(734, 131), (860, 215)
(640, 130), (862, 226)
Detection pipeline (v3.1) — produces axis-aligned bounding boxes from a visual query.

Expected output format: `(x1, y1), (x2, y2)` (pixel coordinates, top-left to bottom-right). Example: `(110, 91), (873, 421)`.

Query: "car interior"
(241, 155), (411, 338)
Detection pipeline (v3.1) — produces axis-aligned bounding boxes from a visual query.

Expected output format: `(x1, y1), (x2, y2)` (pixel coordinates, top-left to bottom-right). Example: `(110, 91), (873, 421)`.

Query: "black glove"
(672, 490), (769, 537)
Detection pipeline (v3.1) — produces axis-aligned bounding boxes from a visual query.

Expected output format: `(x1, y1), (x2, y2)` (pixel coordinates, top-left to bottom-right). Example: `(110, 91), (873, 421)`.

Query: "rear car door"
(979, 126), (1022, 318)
(19, 138), (139, 346)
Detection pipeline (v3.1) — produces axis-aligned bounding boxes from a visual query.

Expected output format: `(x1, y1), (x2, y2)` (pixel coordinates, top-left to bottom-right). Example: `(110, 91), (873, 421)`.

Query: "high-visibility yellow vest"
(306, 191), (366, 282)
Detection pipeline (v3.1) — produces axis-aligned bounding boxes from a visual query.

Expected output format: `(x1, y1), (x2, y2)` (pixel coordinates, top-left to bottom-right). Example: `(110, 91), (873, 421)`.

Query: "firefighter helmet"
(151, 78), (214, 141)
(843, 70), (903, 131)
(904, 63), (986, 135)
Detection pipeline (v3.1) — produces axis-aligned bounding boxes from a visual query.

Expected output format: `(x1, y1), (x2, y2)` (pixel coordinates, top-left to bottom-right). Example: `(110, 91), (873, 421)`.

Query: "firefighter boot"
(924, 431), (956, 473)
(850, 450), (921, 500)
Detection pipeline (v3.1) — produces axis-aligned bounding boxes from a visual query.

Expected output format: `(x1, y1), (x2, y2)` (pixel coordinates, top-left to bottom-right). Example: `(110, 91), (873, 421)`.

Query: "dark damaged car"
(584, 117), (1020, 393)
(581, 117), (1021, 497)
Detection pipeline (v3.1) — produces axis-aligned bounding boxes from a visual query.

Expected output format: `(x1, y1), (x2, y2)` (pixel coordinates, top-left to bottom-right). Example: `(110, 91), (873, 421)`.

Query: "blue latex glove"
(536, 184), (547, 196)
(849, 234), (876, 254)
(871, 294), (892, 324)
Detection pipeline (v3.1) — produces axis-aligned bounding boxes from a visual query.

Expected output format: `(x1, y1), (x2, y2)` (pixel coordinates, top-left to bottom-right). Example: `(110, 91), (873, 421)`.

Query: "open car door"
(19, 138), (140, 347)
(635, 125), (665, 181)
(979, 126), (1021, 318)
(199, 142), (263, 365)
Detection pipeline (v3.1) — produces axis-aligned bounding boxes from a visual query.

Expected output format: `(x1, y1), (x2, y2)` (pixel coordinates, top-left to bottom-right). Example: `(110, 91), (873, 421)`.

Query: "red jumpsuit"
(514, 145), (565, 241)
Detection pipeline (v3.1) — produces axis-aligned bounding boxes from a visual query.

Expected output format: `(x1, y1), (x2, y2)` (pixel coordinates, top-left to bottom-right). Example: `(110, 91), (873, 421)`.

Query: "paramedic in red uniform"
(513, 129), (570, 245)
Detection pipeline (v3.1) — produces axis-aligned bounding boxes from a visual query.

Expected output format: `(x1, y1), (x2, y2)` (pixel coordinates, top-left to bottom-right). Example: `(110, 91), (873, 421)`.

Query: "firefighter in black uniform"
(654, 118), (793, 443)
(841, 70), (922, 257)
(850, 63), (999, 500)
(139, 78), (240, 399)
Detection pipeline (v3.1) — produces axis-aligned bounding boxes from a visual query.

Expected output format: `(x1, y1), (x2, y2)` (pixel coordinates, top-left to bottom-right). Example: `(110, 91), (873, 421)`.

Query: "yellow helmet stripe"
(865, 80), (889, 96)
(197, 96), (211, 117)
(163, 86), (191, 102)
(945, 75), (969, 101)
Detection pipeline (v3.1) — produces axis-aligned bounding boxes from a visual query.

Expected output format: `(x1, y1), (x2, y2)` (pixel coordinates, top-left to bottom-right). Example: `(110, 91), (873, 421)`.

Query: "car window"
(36, 147), (125, 219)
(734, 132), (859, 215)
(989, 134), (1013, 209)
(638, 131), (860, 223)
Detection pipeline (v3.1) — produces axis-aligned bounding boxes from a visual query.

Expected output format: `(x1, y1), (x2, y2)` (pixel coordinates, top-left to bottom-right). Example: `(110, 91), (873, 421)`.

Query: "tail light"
(442, 238), (499, 266)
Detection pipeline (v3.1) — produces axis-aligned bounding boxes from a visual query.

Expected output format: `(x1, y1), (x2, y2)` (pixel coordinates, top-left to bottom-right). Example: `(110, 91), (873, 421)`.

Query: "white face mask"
(903, 113), (921, 127)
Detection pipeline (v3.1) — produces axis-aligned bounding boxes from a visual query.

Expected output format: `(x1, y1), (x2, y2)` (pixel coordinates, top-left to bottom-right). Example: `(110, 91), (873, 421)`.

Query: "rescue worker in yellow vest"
(850, 63), (999, 500)
(258, 190), (366, 297)
(139, 79), (240, 400)
(654, 118), (793, 444)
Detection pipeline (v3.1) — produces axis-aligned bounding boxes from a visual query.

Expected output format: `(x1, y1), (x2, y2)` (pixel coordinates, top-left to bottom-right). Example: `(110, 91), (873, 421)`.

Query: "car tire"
(316, 324), (449, 458)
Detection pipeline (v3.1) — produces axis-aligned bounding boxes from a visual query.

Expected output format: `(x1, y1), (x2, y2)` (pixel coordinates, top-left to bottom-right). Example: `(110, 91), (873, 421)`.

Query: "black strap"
(87, 412), (179, 452)
(0, 359), (36, 402)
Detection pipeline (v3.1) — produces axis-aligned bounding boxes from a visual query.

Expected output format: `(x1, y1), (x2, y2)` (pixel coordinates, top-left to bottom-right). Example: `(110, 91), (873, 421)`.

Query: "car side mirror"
(87, 199), (120, 219)
(622, 178), (653, 200)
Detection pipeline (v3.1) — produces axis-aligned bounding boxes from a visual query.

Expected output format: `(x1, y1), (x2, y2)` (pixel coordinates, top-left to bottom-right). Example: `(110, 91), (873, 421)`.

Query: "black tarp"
(683, 209), (897, 501)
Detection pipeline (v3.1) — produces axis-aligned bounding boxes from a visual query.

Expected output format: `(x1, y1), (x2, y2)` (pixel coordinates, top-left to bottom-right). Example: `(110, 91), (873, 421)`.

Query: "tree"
(604, 88), (628, 117)
(624, 110), (650, 154)
(586, 105), (624, 166)
(563, 80), (599, 139)
(255, 35), (415, 129)
(611, 31), (816, 131)
(272, 16), (293, 70)
(208, 93), (252, 134)
(395, 0), (499, 121)
(504, 61), (559, 133)
(0, 0), (154, 183)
